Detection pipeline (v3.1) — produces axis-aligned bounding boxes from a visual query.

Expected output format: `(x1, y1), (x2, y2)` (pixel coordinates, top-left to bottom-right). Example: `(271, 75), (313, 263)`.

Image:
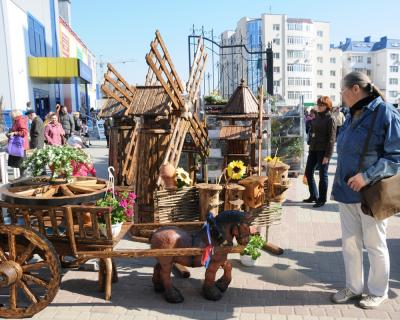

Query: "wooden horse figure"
(150, 210), (252, 303)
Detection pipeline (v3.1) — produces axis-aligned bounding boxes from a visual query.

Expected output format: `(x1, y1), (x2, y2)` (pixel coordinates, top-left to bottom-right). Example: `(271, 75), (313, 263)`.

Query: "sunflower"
(176, 167), (192, 187)
(227, 160), (246, 180)
(264, 156), (281, 163)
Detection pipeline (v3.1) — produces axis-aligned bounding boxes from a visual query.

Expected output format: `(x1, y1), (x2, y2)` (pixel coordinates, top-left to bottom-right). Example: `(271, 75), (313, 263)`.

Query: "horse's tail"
(148, 230), (155, 242)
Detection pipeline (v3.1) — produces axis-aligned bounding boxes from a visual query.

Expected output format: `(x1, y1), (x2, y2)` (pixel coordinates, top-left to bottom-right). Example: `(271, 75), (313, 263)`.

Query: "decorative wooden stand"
(224, 183), (245, 211)
(238, 175), (268, 209)
(196, 183), (223, 220)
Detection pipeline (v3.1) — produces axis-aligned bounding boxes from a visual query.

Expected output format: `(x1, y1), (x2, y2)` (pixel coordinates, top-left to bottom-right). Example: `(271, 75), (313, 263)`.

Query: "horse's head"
(210, 211), (254, 246)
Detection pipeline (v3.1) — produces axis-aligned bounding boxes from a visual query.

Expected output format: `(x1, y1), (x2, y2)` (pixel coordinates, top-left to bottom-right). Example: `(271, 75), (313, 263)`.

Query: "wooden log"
(196, 183), (223, 220)
(173, 263), (191, 278)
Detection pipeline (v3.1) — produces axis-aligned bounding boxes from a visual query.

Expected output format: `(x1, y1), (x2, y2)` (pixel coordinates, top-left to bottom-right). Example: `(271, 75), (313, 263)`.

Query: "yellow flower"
(227, 160), (246, 180)
(264, 156), (281, 163)
(176, 167), (192, 186)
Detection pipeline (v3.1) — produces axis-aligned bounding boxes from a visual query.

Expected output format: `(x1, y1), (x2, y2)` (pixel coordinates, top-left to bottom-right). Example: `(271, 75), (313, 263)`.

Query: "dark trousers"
(305, 150), (329, 203)
(336, 126), (342, 139)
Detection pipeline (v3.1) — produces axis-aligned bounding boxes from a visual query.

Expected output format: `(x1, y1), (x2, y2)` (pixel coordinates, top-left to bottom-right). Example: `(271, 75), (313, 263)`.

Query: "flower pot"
(240, 254), (258, 267)
(99, 222), (123, 238)
(160, 163), (177, 190)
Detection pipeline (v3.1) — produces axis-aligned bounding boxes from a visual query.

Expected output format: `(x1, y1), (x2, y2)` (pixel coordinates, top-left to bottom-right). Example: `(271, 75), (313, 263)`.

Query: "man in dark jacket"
(26, 109), (44, 149)
(59, 106), (74, 139)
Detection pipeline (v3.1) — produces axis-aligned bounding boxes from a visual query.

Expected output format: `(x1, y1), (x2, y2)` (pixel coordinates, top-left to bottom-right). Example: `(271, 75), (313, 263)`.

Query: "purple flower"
(119, 199), (128, 209)
(128, 192), (137, 200)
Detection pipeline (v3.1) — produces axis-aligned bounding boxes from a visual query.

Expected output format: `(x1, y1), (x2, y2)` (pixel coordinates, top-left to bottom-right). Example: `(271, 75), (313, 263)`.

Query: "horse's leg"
(215, 260), (232, 292)
(152, 262), (164, 292)
(159, 259), (184, 303)
(203, 262), (223, 301)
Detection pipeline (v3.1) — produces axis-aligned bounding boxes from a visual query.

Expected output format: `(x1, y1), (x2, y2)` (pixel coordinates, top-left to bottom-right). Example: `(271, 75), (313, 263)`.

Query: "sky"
(71, 0), (400, 86)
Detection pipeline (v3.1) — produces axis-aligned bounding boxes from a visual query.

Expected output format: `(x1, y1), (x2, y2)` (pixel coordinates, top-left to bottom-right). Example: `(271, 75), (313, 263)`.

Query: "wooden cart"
(0, 177), (243, 319)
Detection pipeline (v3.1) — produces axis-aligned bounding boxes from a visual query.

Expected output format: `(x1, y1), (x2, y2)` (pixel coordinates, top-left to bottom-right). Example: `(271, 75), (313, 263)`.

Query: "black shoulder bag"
(358, 106), (400, 220)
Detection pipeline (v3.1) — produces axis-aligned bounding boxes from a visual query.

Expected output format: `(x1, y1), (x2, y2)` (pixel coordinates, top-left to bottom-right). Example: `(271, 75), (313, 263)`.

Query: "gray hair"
(342, 71), (385, 101)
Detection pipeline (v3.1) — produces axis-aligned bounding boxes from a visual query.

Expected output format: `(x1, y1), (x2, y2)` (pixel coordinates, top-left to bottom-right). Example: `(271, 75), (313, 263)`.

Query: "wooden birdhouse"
(238, 175), (268, 209)
(266, 161), (290, 202)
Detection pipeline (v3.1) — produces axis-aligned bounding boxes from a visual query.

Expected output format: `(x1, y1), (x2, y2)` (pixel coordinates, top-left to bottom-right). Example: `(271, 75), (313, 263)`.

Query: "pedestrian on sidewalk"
(59, 106), (74, 139)
(332, 107), (346, 138)
(26, 109), (44, 149)
(44, 113), (65, 146)
(7, 110), (29, 175)
(331, 71), (400, 309)
(303, 96), (336, 208)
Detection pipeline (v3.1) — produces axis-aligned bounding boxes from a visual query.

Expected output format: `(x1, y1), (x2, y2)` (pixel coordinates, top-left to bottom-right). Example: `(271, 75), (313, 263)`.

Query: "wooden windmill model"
(99, 31), (209, 222)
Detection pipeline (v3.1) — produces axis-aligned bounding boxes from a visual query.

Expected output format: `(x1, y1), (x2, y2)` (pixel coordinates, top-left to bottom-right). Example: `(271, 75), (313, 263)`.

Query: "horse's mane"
(214, 210), (245, 224)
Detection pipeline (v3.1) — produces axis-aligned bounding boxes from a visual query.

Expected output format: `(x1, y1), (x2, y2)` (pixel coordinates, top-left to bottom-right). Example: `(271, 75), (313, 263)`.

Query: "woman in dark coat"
(303, 96), (336, 208)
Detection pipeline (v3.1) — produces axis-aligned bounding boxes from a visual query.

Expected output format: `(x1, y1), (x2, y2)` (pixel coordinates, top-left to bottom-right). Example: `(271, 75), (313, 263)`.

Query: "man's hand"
(347, 173), (368, 192)
(322, 157), (329, 165)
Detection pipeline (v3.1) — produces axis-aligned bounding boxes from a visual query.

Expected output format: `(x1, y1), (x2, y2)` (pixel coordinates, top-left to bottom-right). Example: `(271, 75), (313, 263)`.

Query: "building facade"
(220, 14), (342, 106)
(338, 36), (400, 105)
(0, 0), (96, 119)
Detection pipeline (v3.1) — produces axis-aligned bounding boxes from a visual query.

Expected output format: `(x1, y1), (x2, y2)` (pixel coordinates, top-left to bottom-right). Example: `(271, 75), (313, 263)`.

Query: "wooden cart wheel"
(0, 225), (61, 319)
(0, 176), (107, 206)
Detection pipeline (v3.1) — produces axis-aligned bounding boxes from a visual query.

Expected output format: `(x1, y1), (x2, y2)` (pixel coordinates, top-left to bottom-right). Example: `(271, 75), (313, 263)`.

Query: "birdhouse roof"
(221, 80), (261, 115)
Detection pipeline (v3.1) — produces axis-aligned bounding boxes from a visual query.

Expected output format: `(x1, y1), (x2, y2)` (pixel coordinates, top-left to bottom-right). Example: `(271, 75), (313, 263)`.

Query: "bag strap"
(357, 105), (380, 173)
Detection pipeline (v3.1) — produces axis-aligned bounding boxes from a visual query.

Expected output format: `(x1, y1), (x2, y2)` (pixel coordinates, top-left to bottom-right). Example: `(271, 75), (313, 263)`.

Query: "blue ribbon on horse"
(201, 213), (214, 269)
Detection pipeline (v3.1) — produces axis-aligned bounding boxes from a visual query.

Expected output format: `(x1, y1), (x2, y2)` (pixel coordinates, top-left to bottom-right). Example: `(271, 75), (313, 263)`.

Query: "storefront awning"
(28, 57), (92, 83)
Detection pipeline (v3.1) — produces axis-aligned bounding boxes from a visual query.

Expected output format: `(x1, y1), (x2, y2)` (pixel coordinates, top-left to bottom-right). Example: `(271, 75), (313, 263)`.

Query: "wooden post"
(224, 183), (245, 211)
(258, 86), (264, 176)
(196, 183), (223, 220)
(251, 121), (256, 168)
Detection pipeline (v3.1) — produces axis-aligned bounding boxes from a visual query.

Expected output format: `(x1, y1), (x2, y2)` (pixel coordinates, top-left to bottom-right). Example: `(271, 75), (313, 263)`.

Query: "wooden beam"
(104, 74), (133, 104)
(101, 85), (130, 109)
(106, 63), (134, 95)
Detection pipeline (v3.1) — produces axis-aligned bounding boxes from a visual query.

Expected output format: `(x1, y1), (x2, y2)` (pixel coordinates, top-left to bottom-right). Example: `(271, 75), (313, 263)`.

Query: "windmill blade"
(144, 66), (159, 86)
(188, 113), (210, 158)
(187, 37), (208, 105)
(146, 30), (185, 110)
(99, 63), (135, 118)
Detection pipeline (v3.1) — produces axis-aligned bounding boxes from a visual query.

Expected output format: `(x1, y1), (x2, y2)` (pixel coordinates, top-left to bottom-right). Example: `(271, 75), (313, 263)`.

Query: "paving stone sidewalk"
(21, 141), (400, 320)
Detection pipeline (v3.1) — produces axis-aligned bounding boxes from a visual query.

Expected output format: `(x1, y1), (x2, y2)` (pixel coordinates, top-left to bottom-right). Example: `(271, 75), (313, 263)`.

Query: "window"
(330, 95), (336, 102)
(287, 64), (312, 72)
(330, 83), (336, 89)
(317, 57), (323, 63)
(367, 57), (372, 64)
(317, 70), (323, 76)
(389, 78), (398, 85)
(287, 50), (311, 59)
(317, 44), (323, 51)
(330, 70), (336, 76)
(273, 38), (280, 45)
(317, 83), (323, 89)
(330, 57), (336, 63)
(389, 91), (398, 98)
(390, 66), (399, 72)
(28, 14), (46, 57)
(287, 36), (311, 45)
(317, 31), (323, 37)
(366, 70), (372, 76)
(273, 66), (280, 73)
(288, 77), (312, 86)
(354, 68), (365, 73)
(351, 56), (363, 63)
(391, 53), (399, 60)
(273, 52), (280, 59)
(273, 24), (280, 31)
(287, 23), (303, 31)
(287, 91), (313, 100)
(273, 80), (280, 86)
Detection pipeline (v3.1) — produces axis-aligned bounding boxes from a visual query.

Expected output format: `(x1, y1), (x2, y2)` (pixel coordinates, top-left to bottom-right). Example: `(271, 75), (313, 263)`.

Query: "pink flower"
(126, 208), (134, 217)
(128, 192), (137, 201)
(119, 199), (128, 209)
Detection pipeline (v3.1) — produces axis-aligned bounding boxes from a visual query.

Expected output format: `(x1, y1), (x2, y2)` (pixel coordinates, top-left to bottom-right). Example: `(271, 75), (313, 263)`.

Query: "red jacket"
(11, 115), (29, 150)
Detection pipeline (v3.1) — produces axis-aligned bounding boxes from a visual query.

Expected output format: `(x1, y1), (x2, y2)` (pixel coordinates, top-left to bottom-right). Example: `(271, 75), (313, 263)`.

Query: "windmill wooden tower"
(99, 30), (209, 222)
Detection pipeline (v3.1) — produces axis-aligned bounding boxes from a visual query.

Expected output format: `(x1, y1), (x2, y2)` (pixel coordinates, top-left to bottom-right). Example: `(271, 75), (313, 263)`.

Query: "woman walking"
(331, 72), (400, 308)
(44, 113), (65, 146)
(7, 110), (29, 175)
(303, 96), (336, 208)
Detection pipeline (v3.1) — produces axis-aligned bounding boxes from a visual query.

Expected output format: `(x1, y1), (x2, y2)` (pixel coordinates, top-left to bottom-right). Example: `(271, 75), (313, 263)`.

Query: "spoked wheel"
(0, 176), (107, 206)
(0, 225), (61, 319)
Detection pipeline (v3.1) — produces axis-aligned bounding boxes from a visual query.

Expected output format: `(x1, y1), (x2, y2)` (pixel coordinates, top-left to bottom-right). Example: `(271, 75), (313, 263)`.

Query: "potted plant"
(22, 145), (91, 183)
(95, 190), (136, 237)
(240, 234), (266, 267)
